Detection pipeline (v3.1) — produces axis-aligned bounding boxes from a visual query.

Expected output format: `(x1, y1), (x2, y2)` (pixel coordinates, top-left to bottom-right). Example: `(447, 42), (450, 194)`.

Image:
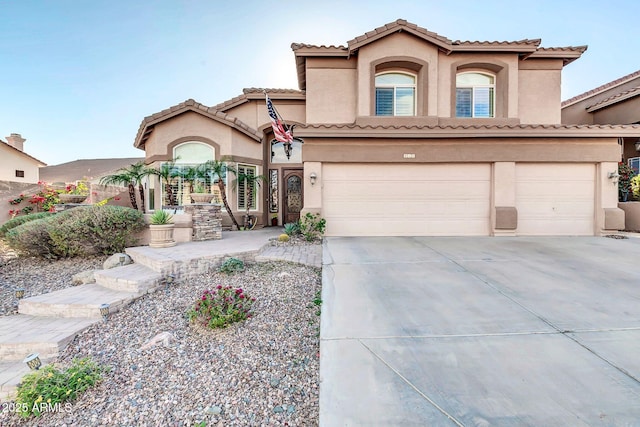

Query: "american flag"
(266, 94), (294, 143)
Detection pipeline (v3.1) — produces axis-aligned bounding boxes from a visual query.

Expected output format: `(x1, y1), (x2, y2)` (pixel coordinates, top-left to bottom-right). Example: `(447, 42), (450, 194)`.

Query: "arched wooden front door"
(283, 169), (303, 224)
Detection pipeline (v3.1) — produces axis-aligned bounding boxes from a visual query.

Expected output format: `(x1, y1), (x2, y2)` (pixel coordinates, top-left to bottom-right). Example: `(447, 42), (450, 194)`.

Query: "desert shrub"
(219, 257), (245, 274)
(5, 217), (57, 258)
(6, 205), (145, 258)
(299, 212), (326, 242)
(15, 357), (104, 418)
(187, 286), (256, 329)
(48, 205), (145, 257)
(283, 222), (300, 236)
(0, 212), (53, 237)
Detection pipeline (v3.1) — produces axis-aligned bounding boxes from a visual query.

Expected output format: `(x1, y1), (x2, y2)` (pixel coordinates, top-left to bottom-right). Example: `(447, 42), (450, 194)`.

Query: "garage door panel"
(322, 163), (490, 236)
(516, 164), (594, 236)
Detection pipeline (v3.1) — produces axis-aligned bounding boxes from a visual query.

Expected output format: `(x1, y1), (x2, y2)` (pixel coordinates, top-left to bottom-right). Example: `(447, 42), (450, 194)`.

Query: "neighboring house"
(135, 19), (640, 236)
(0, 134), (46, 184)
(561, 70), (640, 172)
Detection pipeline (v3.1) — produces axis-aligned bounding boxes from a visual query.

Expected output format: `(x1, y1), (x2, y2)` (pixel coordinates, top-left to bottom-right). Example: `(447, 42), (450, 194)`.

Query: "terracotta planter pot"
(58, 194), (88, 204)
(190, 193), (214, 203)
(149, 224), (176, 248)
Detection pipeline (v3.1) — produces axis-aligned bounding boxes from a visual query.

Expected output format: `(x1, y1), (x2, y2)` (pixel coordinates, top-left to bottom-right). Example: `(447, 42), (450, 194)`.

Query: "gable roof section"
(585, 86), (640, 113)
(292, 19), (586, 90)
(297, 122), (640, 139)
(134, 99), (262, 149)
(562, 69), (640, 108)
(0, 139), (47, 166)
(211, 88), (305, 112)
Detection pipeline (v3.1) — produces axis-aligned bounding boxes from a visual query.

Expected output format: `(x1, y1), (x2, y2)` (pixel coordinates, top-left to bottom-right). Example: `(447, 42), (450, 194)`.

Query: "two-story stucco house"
(135, 19), (640, 236)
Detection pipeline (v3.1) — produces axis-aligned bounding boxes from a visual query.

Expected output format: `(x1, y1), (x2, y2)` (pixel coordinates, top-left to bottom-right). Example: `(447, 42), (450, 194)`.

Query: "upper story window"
(456, 72), (495, 118)
(375, 72), (416, 116)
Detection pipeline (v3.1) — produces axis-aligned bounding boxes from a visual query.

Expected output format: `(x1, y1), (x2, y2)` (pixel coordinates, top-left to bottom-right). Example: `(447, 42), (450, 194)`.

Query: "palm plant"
(152, 160), (180, 206)
(179, 165), (199, 203)
(99, 162), (154, 213)
(233, 167), (266, 229)
(204, 160), (241, 231)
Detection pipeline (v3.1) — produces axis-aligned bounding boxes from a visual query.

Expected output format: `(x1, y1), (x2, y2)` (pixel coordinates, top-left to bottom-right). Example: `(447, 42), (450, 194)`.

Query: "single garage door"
(516, 163), (595, 236)
(322, 163), (491, 236)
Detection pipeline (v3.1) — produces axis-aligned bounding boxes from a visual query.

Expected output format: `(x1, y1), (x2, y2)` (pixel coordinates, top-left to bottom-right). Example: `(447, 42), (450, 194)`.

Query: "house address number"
(403, 153), (416, 159)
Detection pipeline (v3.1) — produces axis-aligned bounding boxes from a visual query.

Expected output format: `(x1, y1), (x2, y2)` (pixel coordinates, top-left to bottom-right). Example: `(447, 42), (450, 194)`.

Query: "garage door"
(516, 163), (595, 236)
(322, 163), (491, 236)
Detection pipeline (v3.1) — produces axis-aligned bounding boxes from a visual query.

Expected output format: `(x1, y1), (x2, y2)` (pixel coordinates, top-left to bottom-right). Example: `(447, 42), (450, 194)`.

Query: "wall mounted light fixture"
(309, 172), (317, 186)
(635, 139), (640, 152)
(608, 171), (620, 184)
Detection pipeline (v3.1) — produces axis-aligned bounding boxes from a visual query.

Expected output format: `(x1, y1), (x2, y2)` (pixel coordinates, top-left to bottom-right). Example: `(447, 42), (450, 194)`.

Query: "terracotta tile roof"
(290, 43), (347, 52)
(562, 69), (640, 107)
(134, 99), (262, 149)
(453, 39), (541, 47)
(296, 122), (640, 138)
(0, 139), (47, 166)
(347, 19), (453, 52)
(211, 88), (305, 112)
(585, 86), (640, 112)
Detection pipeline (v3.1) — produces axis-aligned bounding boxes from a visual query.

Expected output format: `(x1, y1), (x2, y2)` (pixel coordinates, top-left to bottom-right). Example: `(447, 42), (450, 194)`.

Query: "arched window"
(456, 72), (495, 118)
(375, 72), (416, 116)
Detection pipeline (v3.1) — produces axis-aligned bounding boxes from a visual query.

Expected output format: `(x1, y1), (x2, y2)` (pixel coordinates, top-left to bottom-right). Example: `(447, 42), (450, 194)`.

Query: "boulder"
(103, 253), (132, 270)
(72, 270), (97, 285)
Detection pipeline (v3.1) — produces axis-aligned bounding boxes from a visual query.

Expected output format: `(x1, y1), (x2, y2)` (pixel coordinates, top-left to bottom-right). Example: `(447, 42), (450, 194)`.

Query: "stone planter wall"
(184, 204), (222, 241)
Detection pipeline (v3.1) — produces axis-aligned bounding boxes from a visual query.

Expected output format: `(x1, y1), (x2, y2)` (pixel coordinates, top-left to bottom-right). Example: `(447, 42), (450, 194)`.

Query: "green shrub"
(219, 257), (244, 274)
(6, 218), (57, 258)
(6, 205), (145, 259)
(15, 357), (104, 418)
(283, 222), (300, 236)
(187, 286), (256, 329)
(299, 213), (326, 242)
(0, 212), (53, 238)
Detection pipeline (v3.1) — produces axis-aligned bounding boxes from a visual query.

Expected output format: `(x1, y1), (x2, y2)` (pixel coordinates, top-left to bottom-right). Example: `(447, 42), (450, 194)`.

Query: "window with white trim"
(456, 72), (495, 118)
(375, 72), (416, 116)
(237, 164), (257, 211)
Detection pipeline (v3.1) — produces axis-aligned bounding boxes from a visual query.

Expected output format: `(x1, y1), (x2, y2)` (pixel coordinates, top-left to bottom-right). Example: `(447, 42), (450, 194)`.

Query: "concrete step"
(0, 359), (54, 401)
(0, 315), (98, 360)
(94, 264), (163, 293)
(19, 284), (141, 318)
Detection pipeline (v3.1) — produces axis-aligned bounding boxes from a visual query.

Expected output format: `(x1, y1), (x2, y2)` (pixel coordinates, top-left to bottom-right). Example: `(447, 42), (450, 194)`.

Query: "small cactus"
(278, 233), (290, 242)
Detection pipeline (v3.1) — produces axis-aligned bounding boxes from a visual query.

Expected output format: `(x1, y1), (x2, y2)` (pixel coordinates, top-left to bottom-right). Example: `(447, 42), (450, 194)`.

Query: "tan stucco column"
(597, 161), (625, 234)
(492, 162), (517, 236)
(301, 162), (322, 216)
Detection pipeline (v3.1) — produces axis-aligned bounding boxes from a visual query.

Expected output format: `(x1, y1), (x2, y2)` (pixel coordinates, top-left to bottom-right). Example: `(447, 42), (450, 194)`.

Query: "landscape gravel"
(0, 240), (107, 316)
(0, 257), (322, 426)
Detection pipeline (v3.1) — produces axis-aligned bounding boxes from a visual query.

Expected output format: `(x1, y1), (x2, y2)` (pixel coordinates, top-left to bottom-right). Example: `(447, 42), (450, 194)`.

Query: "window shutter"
(376, 88), (393, 116)
(456, 88), (472, 117)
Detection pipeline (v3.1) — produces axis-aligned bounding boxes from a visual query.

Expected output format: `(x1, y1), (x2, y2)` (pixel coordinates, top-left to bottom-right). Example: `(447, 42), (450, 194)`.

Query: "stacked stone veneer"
(183, 203), (222, 241)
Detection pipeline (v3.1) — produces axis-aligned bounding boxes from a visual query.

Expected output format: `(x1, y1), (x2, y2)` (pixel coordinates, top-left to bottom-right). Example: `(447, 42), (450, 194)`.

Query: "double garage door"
(322, 163), (595, 236)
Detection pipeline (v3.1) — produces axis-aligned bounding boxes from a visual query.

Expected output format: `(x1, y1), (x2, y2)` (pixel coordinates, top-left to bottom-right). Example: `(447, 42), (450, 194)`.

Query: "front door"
(283, 169), (303, 224)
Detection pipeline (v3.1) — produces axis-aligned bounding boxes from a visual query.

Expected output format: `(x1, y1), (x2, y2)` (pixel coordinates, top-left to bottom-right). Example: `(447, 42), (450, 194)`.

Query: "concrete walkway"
(0, 228), (321, 400)
(321, 236), (640, 426)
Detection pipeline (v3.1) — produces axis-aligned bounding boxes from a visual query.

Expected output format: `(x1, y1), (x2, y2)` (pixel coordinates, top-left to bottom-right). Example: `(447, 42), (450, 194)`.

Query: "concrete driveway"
(320, 236), (640, 426)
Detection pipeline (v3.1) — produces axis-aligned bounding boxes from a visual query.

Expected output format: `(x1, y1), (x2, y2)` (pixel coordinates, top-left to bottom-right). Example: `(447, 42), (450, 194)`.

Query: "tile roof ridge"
(585, 85), (640, 110)
(562, 69), (640, 107)
(291, 42), (347, 50)
(453, 38), (541, 46)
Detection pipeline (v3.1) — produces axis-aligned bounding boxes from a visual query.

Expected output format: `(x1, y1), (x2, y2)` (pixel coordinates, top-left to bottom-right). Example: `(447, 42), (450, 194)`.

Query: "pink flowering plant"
(187, 286), (256, 329)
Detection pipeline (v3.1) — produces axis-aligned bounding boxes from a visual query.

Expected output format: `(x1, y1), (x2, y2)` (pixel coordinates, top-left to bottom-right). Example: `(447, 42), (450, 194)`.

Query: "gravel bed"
(1, 261), (322, 426)
(0, 240), (107, 316)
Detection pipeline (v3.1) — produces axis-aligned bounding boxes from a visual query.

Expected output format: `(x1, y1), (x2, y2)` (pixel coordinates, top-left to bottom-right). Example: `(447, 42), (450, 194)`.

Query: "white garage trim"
(516, 163), (595, 236)
(322, 163), (491, 236)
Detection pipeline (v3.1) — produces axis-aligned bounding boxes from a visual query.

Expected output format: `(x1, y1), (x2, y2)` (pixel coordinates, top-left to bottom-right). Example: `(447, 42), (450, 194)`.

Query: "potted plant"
(271, 213), (278, 226)
(148, 210), (176, 248)
(58, 181), (90, 204)
(190, 183), (214, 203)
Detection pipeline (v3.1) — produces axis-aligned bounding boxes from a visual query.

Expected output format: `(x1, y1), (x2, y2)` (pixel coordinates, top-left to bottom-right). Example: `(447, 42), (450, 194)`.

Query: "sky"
(1, 0), (639, 166)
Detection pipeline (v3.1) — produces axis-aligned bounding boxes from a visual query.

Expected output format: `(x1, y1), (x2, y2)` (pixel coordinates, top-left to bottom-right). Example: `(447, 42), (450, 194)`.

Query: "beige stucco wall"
(518, 60), (563, 124)
(144, 112), (262, 162)
(306, 65), (357, 123)
(356, 32), (440, 117)
(0, 145), (40, 183)
(592, 97), (640, 125)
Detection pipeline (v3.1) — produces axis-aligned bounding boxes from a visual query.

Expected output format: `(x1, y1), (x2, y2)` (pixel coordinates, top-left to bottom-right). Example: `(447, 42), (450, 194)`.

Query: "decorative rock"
(270, 378), (280, 388)
(72, 270), (97, 285)
(287, 405), (296, 414)
(205, 405), (222, 415)
(103, 253), (132, 270)
(273, 406), (285, 413)
(139, 331), (175, 350)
